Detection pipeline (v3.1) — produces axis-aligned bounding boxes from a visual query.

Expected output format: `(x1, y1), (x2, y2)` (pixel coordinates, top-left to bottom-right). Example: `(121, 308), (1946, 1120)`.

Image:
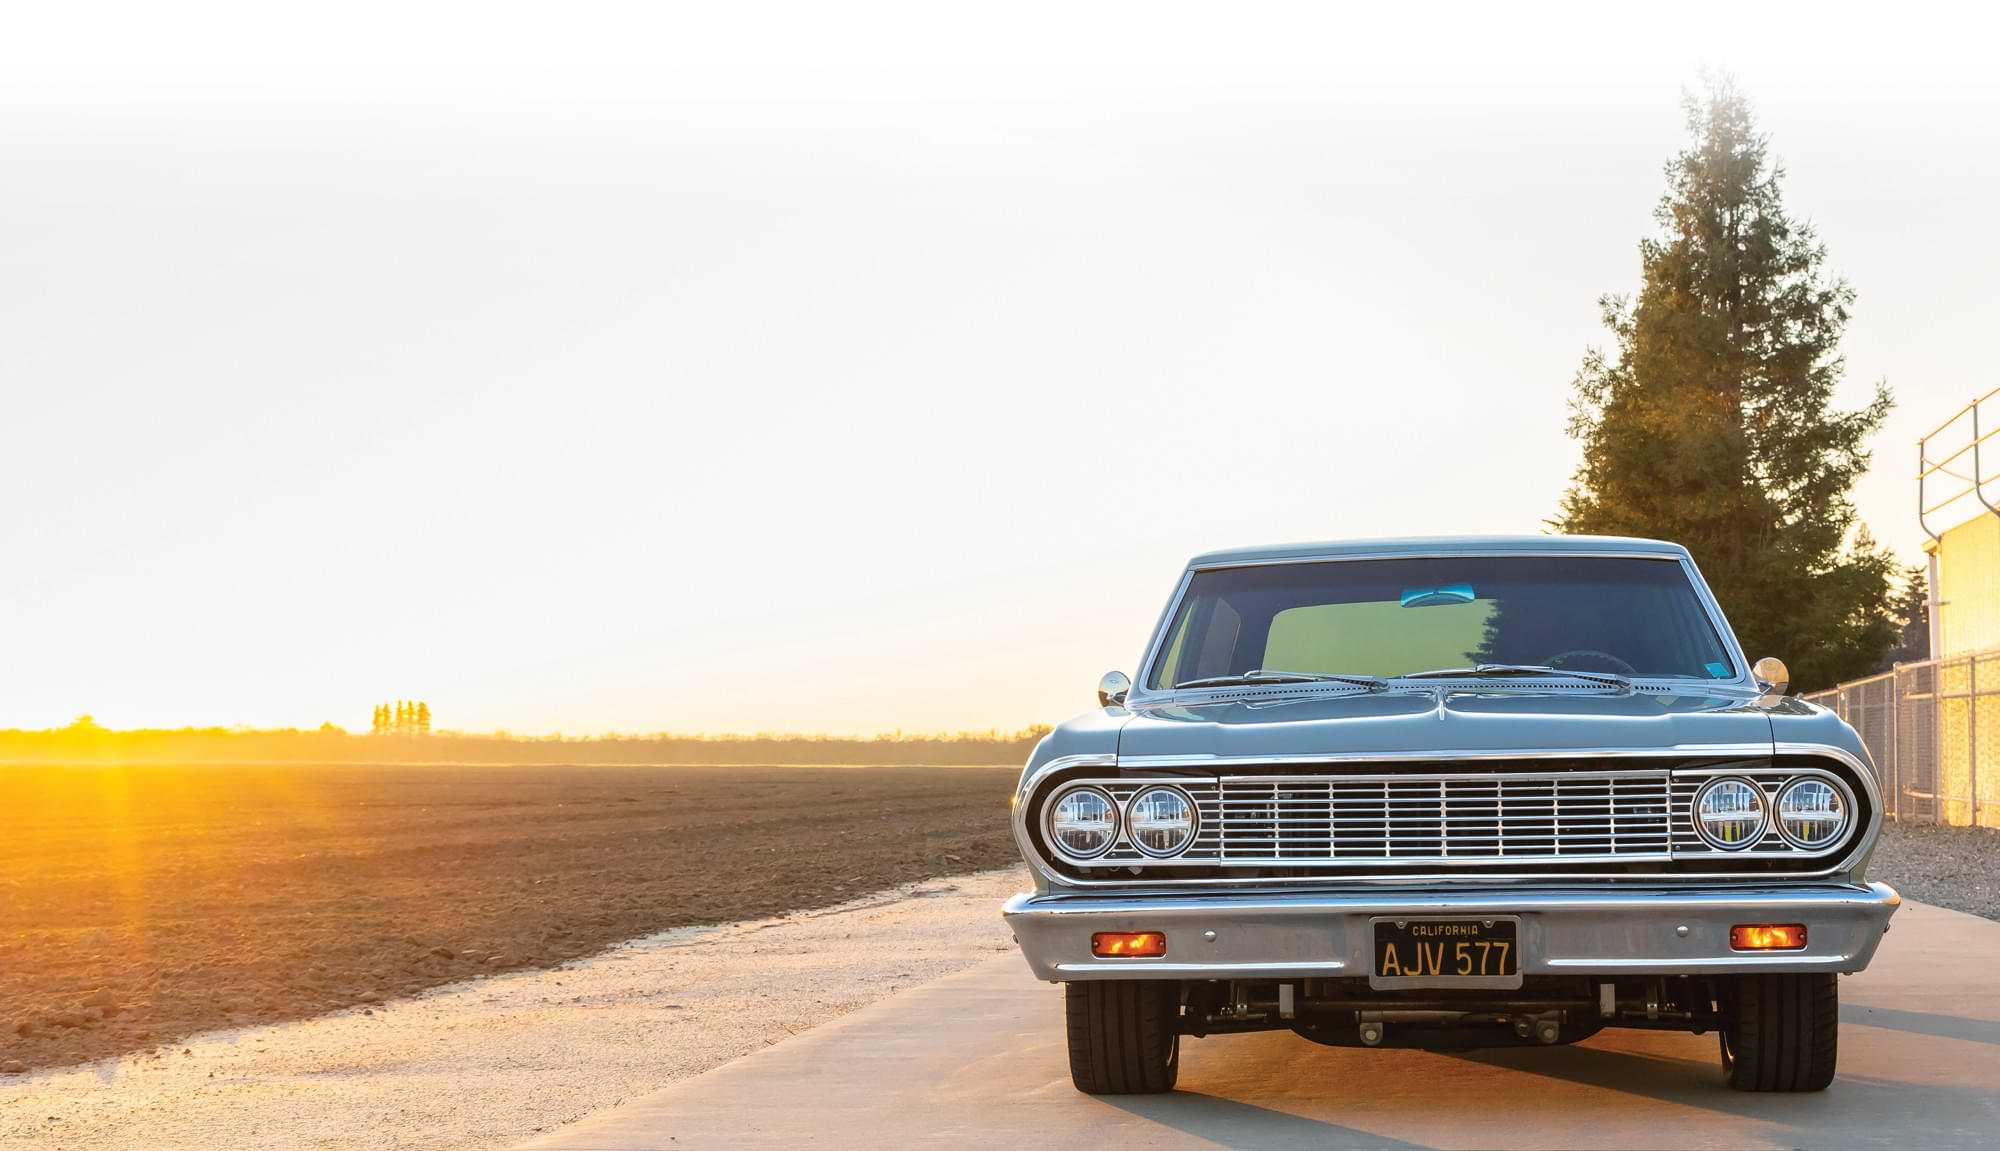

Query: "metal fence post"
(1938, 658), (1947, 826)
(1952, 655), (1968, 827)
(1974, 654), (1984, 829)
(1888, 668), (1900, 822)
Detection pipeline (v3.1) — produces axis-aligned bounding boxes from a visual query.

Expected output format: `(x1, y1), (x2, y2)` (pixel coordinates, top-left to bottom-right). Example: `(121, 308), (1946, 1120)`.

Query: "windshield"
(1145, 555), (1737, 689)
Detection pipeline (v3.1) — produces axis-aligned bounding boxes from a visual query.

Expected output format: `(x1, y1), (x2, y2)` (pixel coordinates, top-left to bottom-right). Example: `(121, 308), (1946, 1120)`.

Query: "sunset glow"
(4, 3), (1995, 735)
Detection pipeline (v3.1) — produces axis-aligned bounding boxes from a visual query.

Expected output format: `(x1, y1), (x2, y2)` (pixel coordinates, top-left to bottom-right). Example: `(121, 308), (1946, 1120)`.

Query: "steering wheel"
(1544, 649), (1639, 676)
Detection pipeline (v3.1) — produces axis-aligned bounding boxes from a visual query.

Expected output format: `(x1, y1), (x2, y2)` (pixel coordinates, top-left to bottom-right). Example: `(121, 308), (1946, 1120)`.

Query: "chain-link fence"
(1802, 653), (2000, 827)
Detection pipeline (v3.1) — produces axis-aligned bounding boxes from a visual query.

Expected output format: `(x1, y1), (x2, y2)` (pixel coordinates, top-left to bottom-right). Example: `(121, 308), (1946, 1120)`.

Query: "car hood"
(1114, 687), (1773, 761)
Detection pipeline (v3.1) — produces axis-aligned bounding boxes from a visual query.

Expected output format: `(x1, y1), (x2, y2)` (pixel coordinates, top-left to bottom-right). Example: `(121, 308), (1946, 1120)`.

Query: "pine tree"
(372, 703), (386, 735)
(1557, 79), (1896, 692)
(416, 701), (431, 736)
(395, 700), (408, 735)
(1877, 565), (1930, 670)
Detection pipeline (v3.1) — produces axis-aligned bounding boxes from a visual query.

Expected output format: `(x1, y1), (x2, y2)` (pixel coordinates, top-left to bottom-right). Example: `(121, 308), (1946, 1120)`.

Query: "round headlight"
(1049, 787), (1117, 858)
(1128, 787), (1197, 857)
(1775, 778), (1849, 849)
(1693, 777), (1768, 850)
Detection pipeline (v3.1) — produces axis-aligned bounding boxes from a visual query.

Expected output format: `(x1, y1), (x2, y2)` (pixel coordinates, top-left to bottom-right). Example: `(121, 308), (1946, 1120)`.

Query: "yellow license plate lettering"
(1377, 922), (1517, 979)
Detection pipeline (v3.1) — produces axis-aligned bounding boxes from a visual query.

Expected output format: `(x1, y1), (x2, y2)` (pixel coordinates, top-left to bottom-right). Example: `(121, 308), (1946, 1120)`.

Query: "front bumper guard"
(1001, 882), (1900, 982)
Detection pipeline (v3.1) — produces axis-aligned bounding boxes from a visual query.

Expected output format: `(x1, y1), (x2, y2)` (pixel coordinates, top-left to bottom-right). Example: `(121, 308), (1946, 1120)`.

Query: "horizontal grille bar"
(1092, 770), (1674, 866)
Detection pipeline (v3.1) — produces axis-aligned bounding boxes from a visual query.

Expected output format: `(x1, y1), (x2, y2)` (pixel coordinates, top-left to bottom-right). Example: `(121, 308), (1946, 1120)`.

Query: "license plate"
(1370, 917), (1521, 989)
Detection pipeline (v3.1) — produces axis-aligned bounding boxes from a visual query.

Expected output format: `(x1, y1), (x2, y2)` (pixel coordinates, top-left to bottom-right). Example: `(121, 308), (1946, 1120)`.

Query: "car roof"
(1186, 535), (1690, 568)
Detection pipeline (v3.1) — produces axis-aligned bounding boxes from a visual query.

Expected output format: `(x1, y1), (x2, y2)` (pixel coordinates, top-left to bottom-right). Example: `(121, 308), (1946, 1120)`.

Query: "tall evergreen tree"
(1557, 79), (1896, 692)
(415, 701), (431, 736)
(1877, 565), (1931, 671)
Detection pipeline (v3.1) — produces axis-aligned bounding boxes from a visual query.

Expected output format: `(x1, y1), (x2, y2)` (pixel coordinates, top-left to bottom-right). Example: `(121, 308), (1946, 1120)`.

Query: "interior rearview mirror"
(1097, 670), (1131, 708)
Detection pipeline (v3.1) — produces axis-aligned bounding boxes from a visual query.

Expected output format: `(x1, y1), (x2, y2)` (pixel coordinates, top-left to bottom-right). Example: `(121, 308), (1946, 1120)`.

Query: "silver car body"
(1002, 535), (1899, 984)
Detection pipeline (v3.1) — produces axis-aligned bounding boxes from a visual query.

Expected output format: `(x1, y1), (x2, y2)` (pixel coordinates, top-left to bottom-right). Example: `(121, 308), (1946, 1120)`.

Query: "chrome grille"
(1090, 771), (1672, 867)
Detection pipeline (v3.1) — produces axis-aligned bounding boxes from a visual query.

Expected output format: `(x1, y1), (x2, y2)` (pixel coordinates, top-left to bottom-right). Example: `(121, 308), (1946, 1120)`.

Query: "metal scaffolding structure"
(1918, 385), (2000, 544)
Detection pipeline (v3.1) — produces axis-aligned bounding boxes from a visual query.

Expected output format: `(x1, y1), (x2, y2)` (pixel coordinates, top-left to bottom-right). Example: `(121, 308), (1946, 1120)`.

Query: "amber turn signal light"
(1091, 931), (1167, 958)
(1730, 924), (1807, 951)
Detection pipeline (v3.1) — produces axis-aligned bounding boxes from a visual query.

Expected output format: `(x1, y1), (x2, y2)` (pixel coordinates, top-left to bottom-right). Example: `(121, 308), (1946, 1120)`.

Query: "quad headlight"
(1048, 787), (1117, 858)
(1693, 777), (1768, 850)
(1775, 778), (1849, 849)
(1127, 787), (1197, 857)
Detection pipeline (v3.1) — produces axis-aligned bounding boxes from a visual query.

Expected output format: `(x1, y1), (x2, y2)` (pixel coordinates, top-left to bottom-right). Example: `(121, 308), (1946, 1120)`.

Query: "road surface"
(519, 900), (2000, 1150)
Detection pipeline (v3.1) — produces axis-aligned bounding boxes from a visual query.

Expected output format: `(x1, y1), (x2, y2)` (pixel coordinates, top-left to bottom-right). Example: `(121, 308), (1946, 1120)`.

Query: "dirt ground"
(0, 763), (1022, 1073)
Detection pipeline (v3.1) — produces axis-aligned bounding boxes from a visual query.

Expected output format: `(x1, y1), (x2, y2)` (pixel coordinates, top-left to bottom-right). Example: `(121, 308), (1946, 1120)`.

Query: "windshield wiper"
(1397, 663), (1633, 691)
(1175, 669), (1388, 692)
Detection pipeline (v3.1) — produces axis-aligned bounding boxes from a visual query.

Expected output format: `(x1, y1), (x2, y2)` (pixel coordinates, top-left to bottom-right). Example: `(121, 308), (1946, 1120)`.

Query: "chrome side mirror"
(1753, 657), (1789, 696)
(1097, 670), (1131, 708)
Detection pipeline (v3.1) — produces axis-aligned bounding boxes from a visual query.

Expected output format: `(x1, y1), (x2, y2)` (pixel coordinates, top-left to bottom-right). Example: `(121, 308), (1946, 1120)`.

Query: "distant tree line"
(0, 721), (1052, 766)
(372, 701), (432, 736)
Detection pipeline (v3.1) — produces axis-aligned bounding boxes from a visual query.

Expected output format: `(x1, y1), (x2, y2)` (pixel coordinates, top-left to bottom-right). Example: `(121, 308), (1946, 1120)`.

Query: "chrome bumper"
(1001, 883), (1900, 982)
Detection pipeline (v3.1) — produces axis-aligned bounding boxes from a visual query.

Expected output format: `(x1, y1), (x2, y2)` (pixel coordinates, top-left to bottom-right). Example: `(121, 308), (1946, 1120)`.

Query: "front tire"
(1719, 973), (1839, 1092)
(1064, 980), (1180, 1094)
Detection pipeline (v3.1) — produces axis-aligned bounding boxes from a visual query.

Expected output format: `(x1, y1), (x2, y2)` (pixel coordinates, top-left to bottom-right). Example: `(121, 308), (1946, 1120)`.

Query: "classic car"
(1002, 536), (1898, 1094)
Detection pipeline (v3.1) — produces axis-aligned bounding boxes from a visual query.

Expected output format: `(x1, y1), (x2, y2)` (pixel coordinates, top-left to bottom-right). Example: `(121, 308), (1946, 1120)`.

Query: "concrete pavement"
(519, 900), (2000, 1150)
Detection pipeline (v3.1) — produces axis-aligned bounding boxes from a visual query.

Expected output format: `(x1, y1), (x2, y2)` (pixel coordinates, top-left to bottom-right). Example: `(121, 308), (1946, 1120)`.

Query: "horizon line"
(0, 718), (1055, 743)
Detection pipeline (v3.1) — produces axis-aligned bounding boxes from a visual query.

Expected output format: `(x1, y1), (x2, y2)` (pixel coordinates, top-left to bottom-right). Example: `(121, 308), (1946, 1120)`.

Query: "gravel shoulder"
(1864, 821), (2000, 922)
(0, 867), (1031, 1151)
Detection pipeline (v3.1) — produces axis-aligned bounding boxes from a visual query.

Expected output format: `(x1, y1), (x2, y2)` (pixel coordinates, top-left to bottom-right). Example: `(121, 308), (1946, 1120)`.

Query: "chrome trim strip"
(1003, 882), (1901, 917)
(1107, 744), (1774, 771)
(1542, 955), (1857, 971)
(1052, 960), (1351, 975)
(1118, 769), (1672, 782)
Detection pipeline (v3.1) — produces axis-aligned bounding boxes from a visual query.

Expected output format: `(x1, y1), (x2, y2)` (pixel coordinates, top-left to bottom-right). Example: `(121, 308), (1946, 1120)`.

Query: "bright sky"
(4, 2), (1998, 735)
